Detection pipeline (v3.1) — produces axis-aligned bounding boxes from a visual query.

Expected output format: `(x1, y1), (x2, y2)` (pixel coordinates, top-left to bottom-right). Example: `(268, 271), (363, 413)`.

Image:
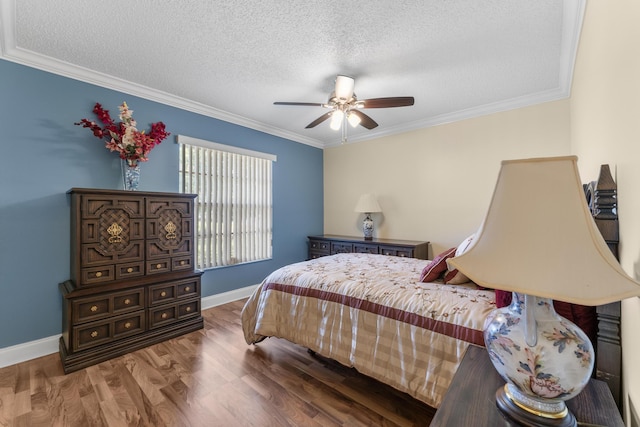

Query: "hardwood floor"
(0, 299), (435, 426)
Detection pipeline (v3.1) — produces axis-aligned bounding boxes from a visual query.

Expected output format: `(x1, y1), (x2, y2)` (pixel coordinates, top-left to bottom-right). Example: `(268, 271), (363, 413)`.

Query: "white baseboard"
(0, 335), (60, 369)
(0, 284), (260, 369)
(201, 284), (259, 310)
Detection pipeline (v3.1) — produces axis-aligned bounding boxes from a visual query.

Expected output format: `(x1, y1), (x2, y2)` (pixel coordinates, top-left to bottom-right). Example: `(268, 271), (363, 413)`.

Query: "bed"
(241, 164), (622, 409)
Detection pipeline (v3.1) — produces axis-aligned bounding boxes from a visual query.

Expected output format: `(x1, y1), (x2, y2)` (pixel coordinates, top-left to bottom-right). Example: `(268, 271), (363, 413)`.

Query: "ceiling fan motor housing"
(334, 75), (355, 102)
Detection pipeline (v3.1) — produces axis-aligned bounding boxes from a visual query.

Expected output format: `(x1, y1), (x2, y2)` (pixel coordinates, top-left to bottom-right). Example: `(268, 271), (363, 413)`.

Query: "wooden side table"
(431, 345), (624, 426)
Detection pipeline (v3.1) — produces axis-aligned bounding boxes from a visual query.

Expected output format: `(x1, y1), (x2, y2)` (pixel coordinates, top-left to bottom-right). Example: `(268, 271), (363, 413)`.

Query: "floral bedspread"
(241, 253), (496, 408)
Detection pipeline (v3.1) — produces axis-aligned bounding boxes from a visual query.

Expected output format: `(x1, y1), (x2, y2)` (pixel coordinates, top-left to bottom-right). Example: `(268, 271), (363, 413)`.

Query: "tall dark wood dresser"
(59, 188), (203, 373)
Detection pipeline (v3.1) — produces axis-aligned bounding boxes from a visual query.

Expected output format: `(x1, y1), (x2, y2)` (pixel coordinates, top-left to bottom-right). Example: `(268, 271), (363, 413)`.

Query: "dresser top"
(309, 234), (429, 246)
(68, 187), (197, 199)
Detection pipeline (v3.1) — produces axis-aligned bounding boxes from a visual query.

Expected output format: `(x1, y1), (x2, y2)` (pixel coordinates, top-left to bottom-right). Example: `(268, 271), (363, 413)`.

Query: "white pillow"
(445, 234), (475, 284)
(455, 234), (475, 256)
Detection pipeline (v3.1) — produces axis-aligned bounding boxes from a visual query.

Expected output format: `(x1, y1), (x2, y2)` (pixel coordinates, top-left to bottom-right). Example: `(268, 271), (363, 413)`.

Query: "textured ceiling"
(0, 0), (585, 148)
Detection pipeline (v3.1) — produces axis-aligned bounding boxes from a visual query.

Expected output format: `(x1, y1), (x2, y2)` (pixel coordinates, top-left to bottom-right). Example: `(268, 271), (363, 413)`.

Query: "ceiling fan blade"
(360, 97), (415, 108)
(350, 110), (378, 129)
(274, 102), (324, 107)
(305, 112), (333, 128)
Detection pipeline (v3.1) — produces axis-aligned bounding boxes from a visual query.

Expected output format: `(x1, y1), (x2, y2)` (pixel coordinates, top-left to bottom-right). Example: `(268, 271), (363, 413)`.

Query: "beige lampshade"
(354, 194), (382, 213)
(448, 156), (640, 306)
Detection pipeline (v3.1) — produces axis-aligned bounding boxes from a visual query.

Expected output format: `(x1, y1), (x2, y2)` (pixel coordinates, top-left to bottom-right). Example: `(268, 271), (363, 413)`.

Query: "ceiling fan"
(274, 75), (414, 142)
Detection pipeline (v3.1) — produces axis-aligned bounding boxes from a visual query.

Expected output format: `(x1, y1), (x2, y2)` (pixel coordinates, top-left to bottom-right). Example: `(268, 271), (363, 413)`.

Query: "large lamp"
(448, 156), (640, 426)
(354, 194), (382, 240)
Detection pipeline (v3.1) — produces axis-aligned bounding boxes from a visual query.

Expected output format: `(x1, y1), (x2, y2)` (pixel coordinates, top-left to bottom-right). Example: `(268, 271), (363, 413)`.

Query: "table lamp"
(354, 194), (382, 240)
(448, 156), (640, 426)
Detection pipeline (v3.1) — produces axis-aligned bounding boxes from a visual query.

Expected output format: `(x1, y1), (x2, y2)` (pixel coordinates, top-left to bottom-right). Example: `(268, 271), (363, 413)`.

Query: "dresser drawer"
(115, 262), (145, 280)
(149, 283), (176, 305)
(80, 265), (115, 285)
(309, 239), (330, 254)
(148, 277), (200, 306)
(354, 243), (379, 254)
(72, 311), (145, 351)
(380, 246), (413, 257)
(331, 242), (353, 254)
(148, 299), (201, 329)
(309, 250), (327, 259)
(147, 259), (171, 275)
(172, 256), (193, 272)
(148, 305), (177, 329)
(73, 288), (144, 324)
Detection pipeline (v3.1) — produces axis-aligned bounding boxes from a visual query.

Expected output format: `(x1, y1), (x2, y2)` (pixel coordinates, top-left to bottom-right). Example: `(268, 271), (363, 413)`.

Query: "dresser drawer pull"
(95, 272), (102, 278)
(124, 298), (131, 305)
(107, 222), (123, 244)
(90, 305), (98, 312)
(124, 322), (131, 329)
(161, 312), (168, 319)
(90, 331), (98, 338)
(164, 221), (177, 239)
(185, 286), (190, 292)
(156, 264), (162, 269)
(180, 260), (186, 266)
(185, 307), (191, 312)
(127, 267), (133, 273)
(160, 291), (167, 297)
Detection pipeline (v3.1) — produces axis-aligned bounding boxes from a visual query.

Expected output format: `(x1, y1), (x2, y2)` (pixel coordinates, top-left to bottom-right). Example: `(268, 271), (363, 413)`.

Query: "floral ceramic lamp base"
(362, 213), (374, 240)
(484, 293), (593, 427)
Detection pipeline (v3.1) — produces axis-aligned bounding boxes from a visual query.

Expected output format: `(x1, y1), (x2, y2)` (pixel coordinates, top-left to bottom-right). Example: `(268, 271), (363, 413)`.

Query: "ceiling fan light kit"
(330, 110), (344, 130)
(274, 75), (415, 143)
(347, 111), (361, 127)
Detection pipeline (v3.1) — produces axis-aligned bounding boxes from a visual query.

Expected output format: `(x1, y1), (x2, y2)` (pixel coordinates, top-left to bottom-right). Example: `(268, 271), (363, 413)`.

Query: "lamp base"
(362, 213), (374, 240)
(495, 385), (577, 427)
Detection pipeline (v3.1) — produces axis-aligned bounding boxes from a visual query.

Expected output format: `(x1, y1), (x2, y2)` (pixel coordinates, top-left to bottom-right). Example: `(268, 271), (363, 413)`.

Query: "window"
(177, 135), (275, 269)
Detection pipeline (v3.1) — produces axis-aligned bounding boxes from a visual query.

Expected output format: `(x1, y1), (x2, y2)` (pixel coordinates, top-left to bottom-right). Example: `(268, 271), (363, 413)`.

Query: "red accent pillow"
(420, 247), (456, 282)
(443, 268), (468, 285)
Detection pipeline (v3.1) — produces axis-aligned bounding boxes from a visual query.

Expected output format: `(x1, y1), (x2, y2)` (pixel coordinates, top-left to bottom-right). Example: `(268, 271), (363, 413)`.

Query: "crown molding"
(1, 0), (585, 151)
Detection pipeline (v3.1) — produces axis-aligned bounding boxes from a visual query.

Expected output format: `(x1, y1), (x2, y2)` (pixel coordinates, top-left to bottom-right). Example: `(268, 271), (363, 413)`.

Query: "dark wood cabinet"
(431, 345), (624, 427)
(308, 234), (429, 260)
(59, 188), (203, 373)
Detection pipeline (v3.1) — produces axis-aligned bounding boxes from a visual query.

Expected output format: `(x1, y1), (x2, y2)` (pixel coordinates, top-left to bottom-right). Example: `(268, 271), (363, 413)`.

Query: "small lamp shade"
(354, 194), (382, 214)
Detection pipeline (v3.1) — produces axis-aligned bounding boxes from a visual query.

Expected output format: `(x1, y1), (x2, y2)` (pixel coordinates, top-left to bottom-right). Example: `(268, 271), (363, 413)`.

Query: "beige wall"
(325, 1), (640, 421)
(571, 0), (640, 422)
(324, 100), (571, 255)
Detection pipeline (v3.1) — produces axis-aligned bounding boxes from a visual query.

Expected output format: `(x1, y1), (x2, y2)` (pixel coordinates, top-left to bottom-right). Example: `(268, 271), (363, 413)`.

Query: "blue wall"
(0, 59), (324, 348)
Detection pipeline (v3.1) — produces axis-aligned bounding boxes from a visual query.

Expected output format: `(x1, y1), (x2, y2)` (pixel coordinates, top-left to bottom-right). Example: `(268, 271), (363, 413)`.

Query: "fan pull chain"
(341, 114), (348, 144)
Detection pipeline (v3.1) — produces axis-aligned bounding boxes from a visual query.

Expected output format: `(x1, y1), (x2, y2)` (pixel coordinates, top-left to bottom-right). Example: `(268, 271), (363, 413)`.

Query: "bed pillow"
(444, 234), (475, 285)
(419, 247), (456, 282)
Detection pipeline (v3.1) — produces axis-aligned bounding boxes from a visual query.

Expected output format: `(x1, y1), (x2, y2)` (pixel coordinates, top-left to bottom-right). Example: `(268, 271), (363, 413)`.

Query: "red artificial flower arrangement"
(75, 102), (170, 166)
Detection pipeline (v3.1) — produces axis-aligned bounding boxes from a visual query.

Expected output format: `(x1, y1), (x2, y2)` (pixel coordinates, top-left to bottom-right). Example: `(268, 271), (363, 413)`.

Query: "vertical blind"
(178, 136), (274, 269)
